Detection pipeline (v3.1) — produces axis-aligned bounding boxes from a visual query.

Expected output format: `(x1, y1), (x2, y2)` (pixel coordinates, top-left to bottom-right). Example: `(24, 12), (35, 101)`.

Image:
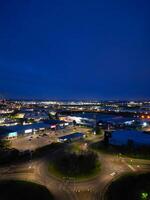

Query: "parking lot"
(11, 126), (91, 151)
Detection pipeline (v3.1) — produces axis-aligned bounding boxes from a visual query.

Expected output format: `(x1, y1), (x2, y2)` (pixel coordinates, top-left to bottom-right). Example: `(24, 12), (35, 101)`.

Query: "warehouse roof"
(44, 119), (66, 124)
(58, 132), (85, 141)
(0, 127), (14, 136)
(110, 130), (150, 146)
(0, 122), (50, 134)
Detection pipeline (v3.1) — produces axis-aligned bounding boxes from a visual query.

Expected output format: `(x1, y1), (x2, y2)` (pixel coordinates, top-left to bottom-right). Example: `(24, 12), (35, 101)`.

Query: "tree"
(0, 139), (10, 150)
(95, 126), (104, 135)
(73, 120), (77, 126)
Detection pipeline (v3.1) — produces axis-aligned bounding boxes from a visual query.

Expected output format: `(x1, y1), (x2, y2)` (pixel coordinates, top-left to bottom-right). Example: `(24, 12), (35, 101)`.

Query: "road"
(1, 128), (150, 200)
(1, 150), (150, 200)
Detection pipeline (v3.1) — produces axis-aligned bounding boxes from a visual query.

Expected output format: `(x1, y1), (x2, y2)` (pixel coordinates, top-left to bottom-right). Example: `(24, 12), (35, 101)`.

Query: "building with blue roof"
(58, 132), (85, 142)
(0, 122), (50, 138)
(109, 130), (150, 146)
(0, 128), (17, 139)
(0, 119), (70, 139)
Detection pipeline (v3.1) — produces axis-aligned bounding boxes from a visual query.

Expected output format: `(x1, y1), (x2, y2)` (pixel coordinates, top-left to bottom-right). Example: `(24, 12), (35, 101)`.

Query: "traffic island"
(48, 150), (101, 180)
(104, 173), (150, 200)
(0, 180), (54, 200)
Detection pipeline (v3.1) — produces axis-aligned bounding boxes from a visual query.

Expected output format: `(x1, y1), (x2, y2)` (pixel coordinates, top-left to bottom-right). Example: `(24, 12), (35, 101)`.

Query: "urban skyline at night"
(0, 1), (150, 200)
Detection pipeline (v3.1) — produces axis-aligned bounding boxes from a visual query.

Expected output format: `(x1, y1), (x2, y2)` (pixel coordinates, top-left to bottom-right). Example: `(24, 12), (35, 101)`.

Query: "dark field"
(105, 173), (150, 200)
(0, 180), (54, 200)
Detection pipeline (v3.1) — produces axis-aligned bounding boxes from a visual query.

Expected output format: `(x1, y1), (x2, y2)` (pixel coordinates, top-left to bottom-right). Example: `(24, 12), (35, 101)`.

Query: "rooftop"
(110, 130), (150, 146)
(59, 132), (85, 140)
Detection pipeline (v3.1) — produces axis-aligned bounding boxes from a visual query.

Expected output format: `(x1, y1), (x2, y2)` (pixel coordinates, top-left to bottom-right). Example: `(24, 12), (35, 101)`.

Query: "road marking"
(122, 159), (136, 172)
(110, 172), (117, 176)
(127, 164), (136, 171)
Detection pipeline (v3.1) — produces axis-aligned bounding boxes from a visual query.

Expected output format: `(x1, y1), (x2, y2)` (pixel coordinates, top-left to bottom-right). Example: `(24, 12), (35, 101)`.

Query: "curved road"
(0, 142), (150, 200)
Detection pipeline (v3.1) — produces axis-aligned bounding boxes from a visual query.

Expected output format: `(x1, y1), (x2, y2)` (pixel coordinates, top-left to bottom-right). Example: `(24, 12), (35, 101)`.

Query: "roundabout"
(1, 138), (150, 200)
(48, 149), (101, 180)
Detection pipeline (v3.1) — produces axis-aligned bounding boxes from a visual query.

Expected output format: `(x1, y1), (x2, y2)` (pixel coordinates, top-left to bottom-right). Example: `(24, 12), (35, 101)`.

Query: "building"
(58, 132), (85, 142)
(43, 119), (69, 129)
(59, 115), (95, 126)
(0, 122), (50, 139)
(109, 130), (150, 147)
(0, 128), (17, 139)
(0, 119), (70, 139)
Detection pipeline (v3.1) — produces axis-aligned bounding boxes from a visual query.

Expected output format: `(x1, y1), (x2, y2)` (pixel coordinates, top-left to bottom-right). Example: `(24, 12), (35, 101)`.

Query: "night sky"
(0, 0), (150, 100)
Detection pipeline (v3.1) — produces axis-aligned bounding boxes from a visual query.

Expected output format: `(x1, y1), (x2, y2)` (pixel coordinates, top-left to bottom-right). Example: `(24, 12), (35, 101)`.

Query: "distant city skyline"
(1, 97), (150, 102)
(0, 0), (150, 100)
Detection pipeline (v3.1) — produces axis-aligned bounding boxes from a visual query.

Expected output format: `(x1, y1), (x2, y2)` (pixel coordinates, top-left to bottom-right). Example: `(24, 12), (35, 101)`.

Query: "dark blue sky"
(0, 0), (150, 100)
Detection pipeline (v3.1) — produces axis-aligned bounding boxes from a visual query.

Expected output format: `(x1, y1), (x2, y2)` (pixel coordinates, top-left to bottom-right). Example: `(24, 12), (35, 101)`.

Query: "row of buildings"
(0, 120), (69, 139)
(60, 113), (150, 147)
(59, 113), (150, 129)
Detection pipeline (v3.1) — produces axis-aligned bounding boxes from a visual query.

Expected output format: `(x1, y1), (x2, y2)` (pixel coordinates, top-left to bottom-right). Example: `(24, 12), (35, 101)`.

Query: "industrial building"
(58, 132), (85, 142)
(0, 128), (18, 139)
(0, 123), (50, 139)
(0, 120), (68, 139)
(44, 120), (69, 129)
(59, 115), (95, 126)
(109, 130), (150, 147)
(60, 114), (137, 128)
